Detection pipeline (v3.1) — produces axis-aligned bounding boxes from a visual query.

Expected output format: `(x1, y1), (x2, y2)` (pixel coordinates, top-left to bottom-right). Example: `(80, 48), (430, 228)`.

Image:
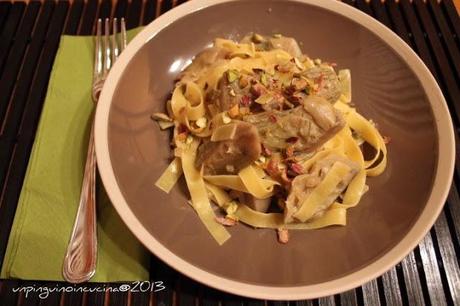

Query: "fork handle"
(63, 122), (97, 283)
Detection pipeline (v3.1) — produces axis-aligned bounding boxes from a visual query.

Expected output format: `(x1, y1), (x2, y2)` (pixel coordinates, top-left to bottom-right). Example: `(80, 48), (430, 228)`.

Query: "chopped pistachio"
(226, 215), (239, 222)
(239, 75), (249, 88)
(291, 77), (308, 91)
(252, 33), (265, 43)
(185, 135), (194, 144)
(222, 112), (232, 124)
(303, 58), (315, 69)
(277, 228), (289, 244)
(227, 69), (240, 83)
(255, 93), (274, 105)
(281, 76), (292, 88)
(260, 73), (269, 87)
(225, 201), (238, 215)
(195, 117), (207, 128)
(151, 112), (172, 122)
(228, 104), (239, 118)
(221, 216), (238, 226)
(158, 121), (175, 130)
(300, 76), (316, 90)
(226, 165), (235, 173)
(294, 57), (305, 70)
(260, 73), (269, 86)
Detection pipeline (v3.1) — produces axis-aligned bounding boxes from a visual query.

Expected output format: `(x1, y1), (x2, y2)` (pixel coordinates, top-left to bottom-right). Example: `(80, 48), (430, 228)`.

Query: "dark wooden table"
(0, 0), (459, 305)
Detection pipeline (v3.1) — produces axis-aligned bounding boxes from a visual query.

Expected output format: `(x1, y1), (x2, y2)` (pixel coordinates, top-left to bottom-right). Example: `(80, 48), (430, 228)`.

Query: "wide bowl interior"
(102, 0), (441, 292)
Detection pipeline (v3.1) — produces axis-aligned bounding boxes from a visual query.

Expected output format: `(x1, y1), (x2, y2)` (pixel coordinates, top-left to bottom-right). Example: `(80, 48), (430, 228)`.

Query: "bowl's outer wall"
(107, 0), (436, 286)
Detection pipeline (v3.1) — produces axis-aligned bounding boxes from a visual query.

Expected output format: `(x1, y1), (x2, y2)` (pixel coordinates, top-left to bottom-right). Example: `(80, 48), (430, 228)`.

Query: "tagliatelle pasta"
(152, 34), (387, 244)
(205, 183), (347, 229)
(293, 162), (352, 222)
(180, 140), (231, 245)
(154, 157), (183, 193)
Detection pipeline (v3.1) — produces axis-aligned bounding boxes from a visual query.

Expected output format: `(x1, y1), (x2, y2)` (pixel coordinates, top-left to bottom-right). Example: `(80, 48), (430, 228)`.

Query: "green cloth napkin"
(1, 29), (149, 282)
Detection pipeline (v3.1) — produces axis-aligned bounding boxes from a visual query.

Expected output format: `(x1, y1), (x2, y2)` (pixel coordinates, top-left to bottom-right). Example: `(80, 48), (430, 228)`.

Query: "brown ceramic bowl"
(94, 0), (455, 300)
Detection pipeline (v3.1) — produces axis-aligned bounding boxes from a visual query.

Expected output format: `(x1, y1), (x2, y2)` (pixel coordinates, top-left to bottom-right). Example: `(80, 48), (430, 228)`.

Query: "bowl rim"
(95, 0), (455, 300)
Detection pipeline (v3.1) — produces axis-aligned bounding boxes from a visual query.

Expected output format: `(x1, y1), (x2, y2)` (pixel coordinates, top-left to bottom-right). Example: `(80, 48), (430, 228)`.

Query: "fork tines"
(92, 18), (127, 101)
(94, 18), (127, 78)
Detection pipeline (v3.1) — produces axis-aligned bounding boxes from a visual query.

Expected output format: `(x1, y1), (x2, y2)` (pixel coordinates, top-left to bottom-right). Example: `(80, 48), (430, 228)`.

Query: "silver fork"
(63, 18), (127, 284)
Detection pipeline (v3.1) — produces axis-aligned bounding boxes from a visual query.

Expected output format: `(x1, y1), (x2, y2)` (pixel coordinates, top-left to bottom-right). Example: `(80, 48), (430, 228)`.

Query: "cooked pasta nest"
(152, 33), (387, 245)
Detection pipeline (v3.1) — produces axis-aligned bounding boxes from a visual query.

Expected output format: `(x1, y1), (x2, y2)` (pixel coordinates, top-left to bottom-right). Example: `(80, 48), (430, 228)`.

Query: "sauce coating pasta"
(152, 33), (387, 244)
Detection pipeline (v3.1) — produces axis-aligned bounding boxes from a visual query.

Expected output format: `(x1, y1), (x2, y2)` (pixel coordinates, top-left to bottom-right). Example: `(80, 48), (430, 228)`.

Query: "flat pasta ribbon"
(154, 157), (183, 193)
(206, 184), (346, 229)
(293, 161), (352, 222)
(204, 165), (278, 199)
(171, 82), (208, 136)
(335, 101), (387, 176)
(153, 37), (389, 245)
(181, 140), (230, 245)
